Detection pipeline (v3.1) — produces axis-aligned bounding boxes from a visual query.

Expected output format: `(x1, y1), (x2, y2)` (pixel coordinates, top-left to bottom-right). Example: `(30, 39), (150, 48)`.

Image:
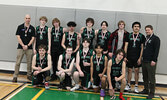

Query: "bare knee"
(73, 71), (79, 77)
(128, 68), (132, 73)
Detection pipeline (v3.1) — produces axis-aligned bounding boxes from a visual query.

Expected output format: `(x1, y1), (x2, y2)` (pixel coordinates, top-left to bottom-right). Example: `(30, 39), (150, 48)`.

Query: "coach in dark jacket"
(139, 25), (160, 99)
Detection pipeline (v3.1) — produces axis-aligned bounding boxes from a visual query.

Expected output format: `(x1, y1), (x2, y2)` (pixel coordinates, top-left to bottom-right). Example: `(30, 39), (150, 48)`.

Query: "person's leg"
(32, 72), (43, 87)
(51, 52), (57, 80)
(100, 76), (106, 97)
(82, 72), (90, 90)
(70, 71), (80, 91)
(13, 49), (25, 82)
(57, 72), (66, 89)
(125, 67), (132, 91)
(134, 67), (139, 93)
(147, 62), (156, 99)
(43, 71), (51, 89)
(109, 80), (116, 99)
(119, 78), (126, 100)
(25, 49), (33, 80)
(92, 77), (100, 93)
(64, 73), (72, 90)
(139, 62), (149, 94)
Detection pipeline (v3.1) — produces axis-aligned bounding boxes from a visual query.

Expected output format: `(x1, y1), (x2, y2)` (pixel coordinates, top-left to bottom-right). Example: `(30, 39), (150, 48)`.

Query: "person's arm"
(57, 55), (64, 71)
(33, 38), (36, 54)
(47, 28), (51, 54)
(80, 27), (85, 34)
(32, 55), (38, 71)
(116, 61), (126, 81)
(108, 33), (114, 57)
(73, 35), (80, 53)
(63, 28), (68, 33)
(90, 56), (94, 82)
(27, 37), (35, 47)
(124, 42), (128, 62)
(101, 56), (108, 75)
(16, 35), (25, 47)
(152, 37), (161, 62)
(137, 43), (143, 65)
(107, 59), (113, 89)
(40, 54), (52, 72)
(61, 33), (66, 50)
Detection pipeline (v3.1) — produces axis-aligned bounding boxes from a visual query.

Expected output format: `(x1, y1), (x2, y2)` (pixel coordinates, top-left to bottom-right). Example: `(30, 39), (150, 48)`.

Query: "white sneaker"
(125, 84), (131, 91)
(134, 85), (139, 93)
(87, 81), (91, 88)
(70, 84), (79, 91)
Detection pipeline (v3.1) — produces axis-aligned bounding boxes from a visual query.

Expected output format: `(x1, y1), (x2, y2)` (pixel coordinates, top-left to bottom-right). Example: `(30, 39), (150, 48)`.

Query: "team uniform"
(126, 32), (145, 68)
(79, 49), (93, 88)
(92, 54), (106, 87)
(81, 28), (95, 49)
(110, 57), (123, 88)
(32, 53), (50, 85)
(97, 29), (111, 51)
(51, 26), (64, 76)
(60, 53), (75, 87)
(35, 26), (48, 50)
(64, 32), (78, 56)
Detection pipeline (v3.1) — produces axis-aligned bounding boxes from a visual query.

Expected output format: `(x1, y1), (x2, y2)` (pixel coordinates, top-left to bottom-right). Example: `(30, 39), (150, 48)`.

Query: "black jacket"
(143, 34), (160, 62)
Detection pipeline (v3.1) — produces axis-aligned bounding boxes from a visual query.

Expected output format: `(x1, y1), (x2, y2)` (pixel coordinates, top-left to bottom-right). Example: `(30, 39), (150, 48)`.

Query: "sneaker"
(125, 84), (131, 91)
(147, 93), (154, 99)
(45, 82), (49, 89)
(134, 85), (139, 93)
(27, 76), (32, 81)
(138, 89), (149, 94)
(87, 81), (91, 88)
(12, 77), (17, 82)
(70, 84), (79, 91)
(100, 89), (105, 97)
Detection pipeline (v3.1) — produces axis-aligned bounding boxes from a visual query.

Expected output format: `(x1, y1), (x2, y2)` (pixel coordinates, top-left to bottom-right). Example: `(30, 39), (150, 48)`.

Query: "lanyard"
(101, 31), (106, 39)
(132, 33), (139, 47)
(55, 27), (59, 38)
(96, 55), (102, 66)
(40, 26), (45, 35)
(83, 50), (88, 59)
(145, 34), (153, 46)
(66, 55), (71, 68)
(39, 56), (45, 67)
(87, 28), (92, 38)
(68, 33), (74, 42)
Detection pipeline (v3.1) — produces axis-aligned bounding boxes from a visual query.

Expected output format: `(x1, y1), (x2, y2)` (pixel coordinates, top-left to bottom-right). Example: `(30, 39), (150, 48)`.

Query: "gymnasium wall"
(0, 3), (166, 75)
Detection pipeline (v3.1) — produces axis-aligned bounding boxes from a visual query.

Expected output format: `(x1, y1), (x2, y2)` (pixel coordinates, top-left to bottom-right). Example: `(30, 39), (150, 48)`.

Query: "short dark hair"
(86, 18), (94, 26)
(145, 25), (153, 30)
(66, 45), (73, 50)
(38, 44), (47, 51)
(95, 44), (103, 49)
(82, 38), (91, 44)
(67, 21), (77, 27)
(132, 21), (141, 28)
(115, 49), (126, 59)
(101, 21), (108, 27)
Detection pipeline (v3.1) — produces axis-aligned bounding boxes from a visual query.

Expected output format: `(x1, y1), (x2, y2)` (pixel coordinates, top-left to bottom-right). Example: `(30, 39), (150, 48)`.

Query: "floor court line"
(31, 88), (45, 100)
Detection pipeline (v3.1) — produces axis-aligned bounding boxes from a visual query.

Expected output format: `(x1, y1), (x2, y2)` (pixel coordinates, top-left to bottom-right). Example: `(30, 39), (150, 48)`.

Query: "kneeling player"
(71, 38), (93, 91)
(107, 49), (126, 100)
(32, 44), (52, 89)
(56, 46), (75, 90)
(90, 44), (108, 97)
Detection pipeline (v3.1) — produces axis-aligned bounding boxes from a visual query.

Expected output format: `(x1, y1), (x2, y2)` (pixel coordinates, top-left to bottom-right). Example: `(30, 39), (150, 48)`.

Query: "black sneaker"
(50, 74), (57, 81)
(147, 93), (154, 99)
(12, 77), (17, 82)
(138, 89), (149, 94)
(27, 76), (32, 81)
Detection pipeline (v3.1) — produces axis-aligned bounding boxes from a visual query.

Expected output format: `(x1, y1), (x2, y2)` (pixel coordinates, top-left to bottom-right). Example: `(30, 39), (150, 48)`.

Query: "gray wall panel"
(0, 5), (36, 62)
(36, 7), (75, 28)
(156, 15), (167, 74)
(75, 9), (116, 32)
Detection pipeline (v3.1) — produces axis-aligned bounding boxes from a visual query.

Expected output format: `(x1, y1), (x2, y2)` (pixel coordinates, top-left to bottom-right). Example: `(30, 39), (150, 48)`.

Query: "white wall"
(0, 0), (167, 15)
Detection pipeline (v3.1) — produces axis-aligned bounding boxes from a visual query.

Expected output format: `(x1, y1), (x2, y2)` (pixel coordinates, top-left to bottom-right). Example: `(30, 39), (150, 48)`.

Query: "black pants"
(32, 70), (50, 85)
(51, 51), (62, 75)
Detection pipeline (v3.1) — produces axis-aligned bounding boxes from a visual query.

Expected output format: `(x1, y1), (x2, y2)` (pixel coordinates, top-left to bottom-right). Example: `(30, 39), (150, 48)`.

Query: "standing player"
(56, 46), (75, 90)
(61, 21), (80, 56)
(108, 20), (129, 58)
(71, 38), (93, 91)
(33, 16), (50, 54)
(107, 49), (126, 100)
(90, 44), (108, 97)
(124, 22), (145, 93)
(96, 21), (111, 55)
(49, 18), (67, 81)
(80, 18), (95, 49)
(32, 44), (52, 89)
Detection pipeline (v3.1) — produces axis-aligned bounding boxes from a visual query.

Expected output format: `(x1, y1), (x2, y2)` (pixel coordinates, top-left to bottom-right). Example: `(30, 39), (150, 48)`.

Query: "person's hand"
(83, 61), (90, 66)
(124, 57), (128, 63)
(98, 73), (103, 78)
(115, 77), (119, 81)
(91, 77), (94, 83)
(137, 58), (141, 65)
(79, 71), (84, 77)
(108, 52), (113, 58)
(33, 71), (40, 76)
(33, 49), (37, 54)
(37, 67), (42, 72)
(23, 45), (28, 50)
(151, 61), (156, 66)
(77, 33), (81, 40)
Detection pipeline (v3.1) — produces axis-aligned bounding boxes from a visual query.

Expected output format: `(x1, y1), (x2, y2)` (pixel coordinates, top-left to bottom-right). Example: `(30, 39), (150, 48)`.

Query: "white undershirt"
(117, 30), (124, 50)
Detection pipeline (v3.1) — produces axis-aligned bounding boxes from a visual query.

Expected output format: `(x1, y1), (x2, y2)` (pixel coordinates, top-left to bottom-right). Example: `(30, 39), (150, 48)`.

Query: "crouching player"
(107, 49), (126, 100)
(32, 44), (52, 89)
(56, 46), (75, 90)
(90, 44), (108, 97)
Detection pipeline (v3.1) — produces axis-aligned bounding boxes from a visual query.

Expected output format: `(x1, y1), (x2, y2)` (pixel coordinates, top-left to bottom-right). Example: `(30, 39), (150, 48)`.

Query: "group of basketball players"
(12, 14), (160, 100)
